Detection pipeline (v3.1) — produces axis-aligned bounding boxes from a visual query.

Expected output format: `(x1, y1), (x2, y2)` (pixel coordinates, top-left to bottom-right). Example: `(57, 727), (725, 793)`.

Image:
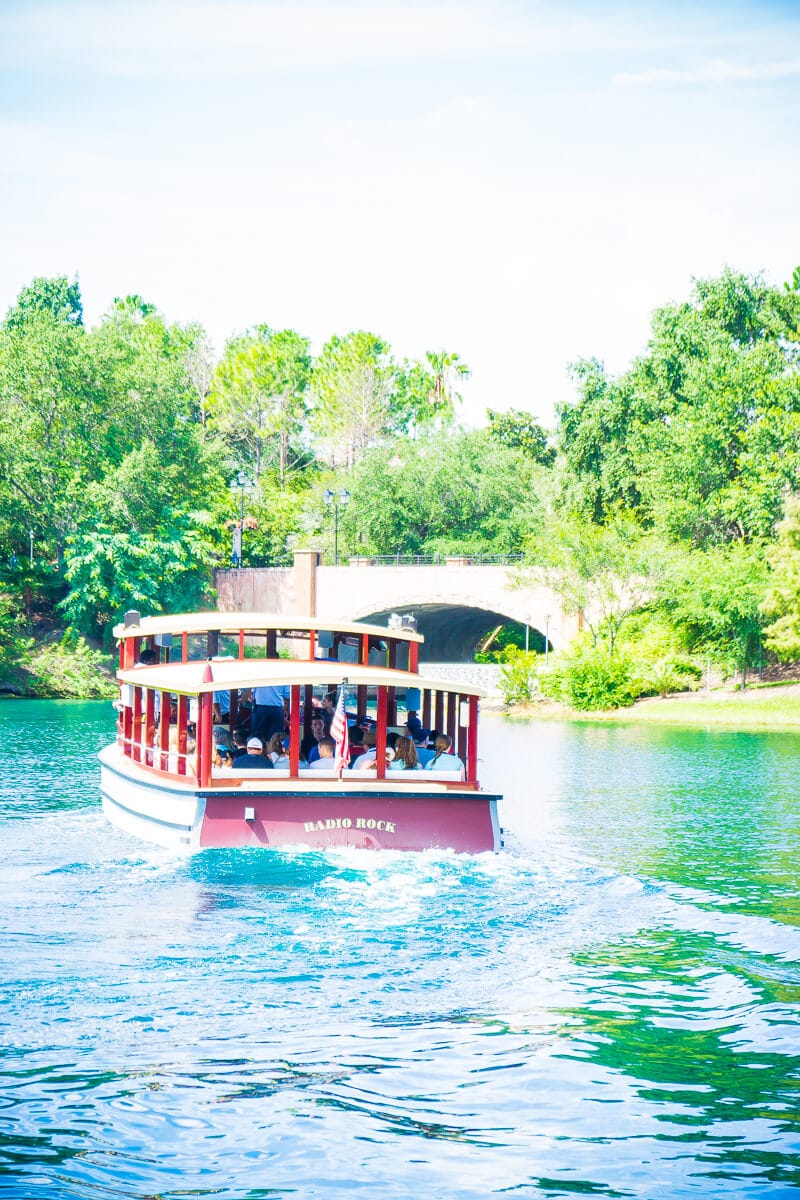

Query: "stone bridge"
(215, 552), (580, 664)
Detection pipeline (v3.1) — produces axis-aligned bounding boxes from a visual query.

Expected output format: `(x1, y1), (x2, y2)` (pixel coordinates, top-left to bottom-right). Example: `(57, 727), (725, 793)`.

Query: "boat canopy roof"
(117, 657), (485, 699)
(113, 610), (424, 644)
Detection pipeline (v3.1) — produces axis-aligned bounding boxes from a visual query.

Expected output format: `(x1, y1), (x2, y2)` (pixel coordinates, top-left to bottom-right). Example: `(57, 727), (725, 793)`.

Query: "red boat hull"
(199, 789), (501, 853)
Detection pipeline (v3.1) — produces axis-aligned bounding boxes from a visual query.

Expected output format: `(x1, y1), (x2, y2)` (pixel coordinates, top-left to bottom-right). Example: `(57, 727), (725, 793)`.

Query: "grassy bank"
(508, 683), (800, 730)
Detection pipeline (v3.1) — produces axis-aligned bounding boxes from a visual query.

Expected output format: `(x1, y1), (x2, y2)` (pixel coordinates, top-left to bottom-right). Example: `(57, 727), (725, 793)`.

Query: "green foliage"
(762, 494), (800, 660)
(655, 540), (769, 684)
(209, 325), (312, 486)
(0, 593), (34, 686)
(25, 639), (117, 699)
(525, 513), (663, 654)
(487, 408), (555, 465)
(61, 521), (217, 646)
(337, 429), (543, 559)
(559, 270), (800, 543)
(642, 656), (702, 699)
(498, 647), (540, 705)
(541, 641), (637, 711)
(475, 621), (541, 663)
(4, 275), (83, 329)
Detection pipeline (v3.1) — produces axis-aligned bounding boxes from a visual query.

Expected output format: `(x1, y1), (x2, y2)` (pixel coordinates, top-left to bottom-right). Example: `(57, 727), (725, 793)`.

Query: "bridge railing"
(343, 553), (524, 567)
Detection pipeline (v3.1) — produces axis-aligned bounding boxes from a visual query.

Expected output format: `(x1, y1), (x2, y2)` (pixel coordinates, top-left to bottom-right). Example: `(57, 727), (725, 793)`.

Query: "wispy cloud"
(613, 56), (800, 88)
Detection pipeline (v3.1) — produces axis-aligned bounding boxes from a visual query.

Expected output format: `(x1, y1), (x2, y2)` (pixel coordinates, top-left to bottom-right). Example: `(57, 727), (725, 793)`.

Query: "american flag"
(331, 685), (350, 774)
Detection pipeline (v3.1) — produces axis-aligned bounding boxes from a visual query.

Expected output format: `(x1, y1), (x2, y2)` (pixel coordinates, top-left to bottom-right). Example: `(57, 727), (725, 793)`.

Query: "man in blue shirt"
(233, 736), (273, 769)
(251, 684), (290, 743)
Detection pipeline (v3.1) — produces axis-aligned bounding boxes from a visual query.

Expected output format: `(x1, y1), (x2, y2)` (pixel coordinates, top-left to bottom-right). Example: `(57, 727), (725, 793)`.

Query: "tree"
(487, 408), (555, 465)
(558, 270), (800, 543)
(87, 295), (203, 466)
(525, 514), (661, 655)
(422, 350), (469, 425)
(311, 331), (398, 468)
(336, 429), (544, 559)
(0, 277), (100, 566)
(209, 325), (311, 486)
(656, 540), (770, 685)
(761, 495), (800, 661)
(3, 275), (83, 330)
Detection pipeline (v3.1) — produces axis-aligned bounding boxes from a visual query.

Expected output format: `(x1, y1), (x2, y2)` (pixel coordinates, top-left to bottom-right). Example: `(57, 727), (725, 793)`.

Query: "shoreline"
(500, 682), (800, 731)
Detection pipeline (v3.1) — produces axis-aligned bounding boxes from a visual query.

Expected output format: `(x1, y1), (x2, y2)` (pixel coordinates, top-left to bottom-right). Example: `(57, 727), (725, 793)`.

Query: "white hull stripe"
(101, 789), (195, 834)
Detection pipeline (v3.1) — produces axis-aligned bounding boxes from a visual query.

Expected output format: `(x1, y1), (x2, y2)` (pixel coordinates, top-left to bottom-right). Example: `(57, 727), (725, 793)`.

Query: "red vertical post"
(159, 690), (170, 771)
(467, 695), (478, 783)
(238, 629), (244, 659)
(132, 637), (141, 666)
(457, 693), (468, 762)
(362, 633), (370, 665)
(289, 685), (301, 777)
(122, 701), (133, 757)
(132, 686), (143, 763)
(309, 629), (316, 661)
(182, 632), (189, 663)
(409, 641), (419, 672)
(198, 692), (213, 787)
(144, 688), (156, 766)
(376, 686), (387, 780)
(177, 695), (188, 775)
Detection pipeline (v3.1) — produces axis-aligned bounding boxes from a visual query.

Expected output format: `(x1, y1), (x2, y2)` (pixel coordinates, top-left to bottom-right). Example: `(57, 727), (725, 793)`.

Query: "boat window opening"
(185, 634), (208, 662)
(217, 634), (240, 659)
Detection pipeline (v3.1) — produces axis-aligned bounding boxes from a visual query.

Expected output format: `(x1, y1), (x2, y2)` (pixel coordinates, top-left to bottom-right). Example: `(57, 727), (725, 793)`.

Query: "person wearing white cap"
(232, 736), (274, 770)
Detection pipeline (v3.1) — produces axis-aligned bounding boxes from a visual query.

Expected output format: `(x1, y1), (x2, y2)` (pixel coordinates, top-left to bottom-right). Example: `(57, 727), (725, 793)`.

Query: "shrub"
(25, 640), (118, 699)
(542, 642), (636, 711)
(498, 647), (540, 705)
(644, 655), (703, 698)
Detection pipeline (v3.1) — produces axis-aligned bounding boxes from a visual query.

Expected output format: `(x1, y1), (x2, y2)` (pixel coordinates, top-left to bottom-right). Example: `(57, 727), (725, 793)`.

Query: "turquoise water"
(1, 700), (799, 1198)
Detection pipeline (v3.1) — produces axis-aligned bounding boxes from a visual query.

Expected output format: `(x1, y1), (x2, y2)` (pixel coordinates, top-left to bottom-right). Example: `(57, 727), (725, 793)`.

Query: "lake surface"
(1, 700), (799, 1199)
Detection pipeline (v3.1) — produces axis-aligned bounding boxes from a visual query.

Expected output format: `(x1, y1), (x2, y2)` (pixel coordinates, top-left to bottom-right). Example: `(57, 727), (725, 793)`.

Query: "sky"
(1, 0), (798, 425)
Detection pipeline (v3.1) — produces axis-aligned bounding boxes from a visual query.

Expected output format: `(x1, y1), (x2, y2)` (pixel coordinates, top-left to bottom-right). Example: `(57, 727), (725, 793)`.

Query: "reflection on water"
(0, 700), (799, 1198)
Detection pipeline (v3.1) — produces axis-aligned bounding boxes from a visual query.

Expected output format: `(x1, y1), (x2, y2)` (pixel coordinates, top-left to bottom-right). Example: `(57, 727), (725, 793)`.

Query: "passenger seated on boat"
(351, 730), (377, 769)
(320, 691), (337, 727)
(233, 736), (273, 769)
(414, 728), (438, 767)
(185, 734), (198, 778)
(232, 726), (250, 758)
(424, 734), (465, 779)
(267, 732), (290, 768)
(213, 689), (230, 724)
(389, 735), (421, 771)
(405, 710), (423, 740)
(213, 743), (233, 769)
(306, 736), (336, 769)
(301, 716), (326, 763)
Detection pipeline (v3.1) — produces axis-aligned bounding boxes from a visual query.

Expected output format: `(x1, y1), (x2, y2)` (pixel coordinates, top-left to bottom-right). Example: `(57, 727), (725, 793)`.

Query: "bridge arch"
(216, 557), (580, 664)
(354, 603), (548, 663)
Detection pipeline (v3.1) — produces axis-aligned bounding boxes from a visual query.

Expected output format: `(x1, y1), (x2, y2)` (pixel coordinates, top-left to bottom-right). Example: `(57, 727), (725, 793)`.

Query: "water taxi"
(99, 611), (502, 853)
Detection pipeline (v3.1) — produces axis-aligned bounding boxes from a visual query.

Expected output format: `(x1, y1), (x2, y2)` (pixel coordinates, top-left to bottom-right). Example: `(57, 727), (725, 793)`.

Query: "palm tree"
(425, 350), (470, 424)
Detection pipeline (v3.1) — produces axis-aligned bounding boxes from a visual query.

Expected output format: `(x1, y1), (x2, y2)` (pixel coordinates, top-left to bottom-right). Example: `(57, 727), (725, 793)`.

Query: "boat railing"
(116, 675), (480, 789)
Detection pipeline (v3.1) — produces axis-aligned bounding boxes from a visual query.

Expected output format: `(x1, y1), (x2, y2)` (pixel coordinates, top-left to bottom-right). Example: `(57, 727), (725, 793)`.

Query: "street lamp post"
(322, 488), (350, 565)
(230, 471), (253, 568)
